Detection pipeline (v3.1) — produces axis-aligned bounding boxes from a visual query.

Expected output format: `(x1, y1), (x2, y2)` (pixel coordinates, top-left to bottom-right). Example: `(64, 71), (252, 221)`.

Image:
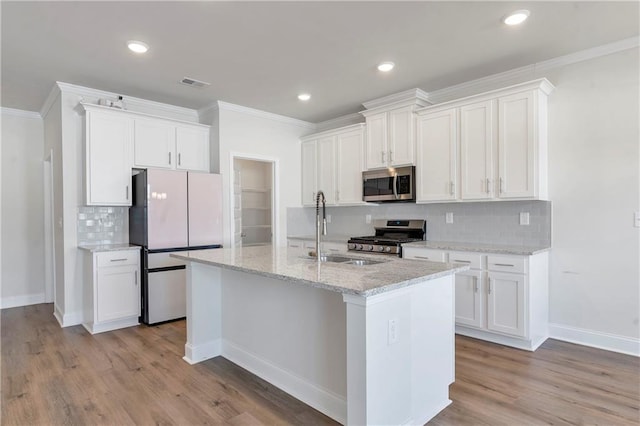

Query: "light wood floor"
(2, 304), (638, 425)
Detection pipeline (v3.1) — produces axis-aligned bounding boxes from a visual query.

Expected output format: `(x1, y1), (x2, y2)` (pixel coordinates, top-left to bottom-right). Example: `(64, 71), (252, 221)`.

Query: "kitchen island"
(171, 246), (468, 425)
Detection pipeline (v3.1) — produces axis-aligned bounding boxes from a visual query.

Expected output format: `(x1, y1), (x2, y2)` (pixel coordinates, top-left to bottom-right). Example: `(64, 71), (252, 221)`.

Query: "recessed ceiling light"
(298, 93), (311, 101)
(127, 40), (149, 54)
(503, 10), (530, 26)
(377, 62), (395, 72)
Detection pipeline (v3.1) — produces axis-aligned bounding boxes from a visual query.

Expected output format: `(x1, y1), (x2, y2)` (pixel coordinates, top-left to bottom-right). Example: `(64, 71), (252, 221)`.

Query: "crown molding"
(54, 81), (199, 122)
(1, 107), (41, 119)
(215, 101), (316, 130)
(362, 88), (431, 111)
(314, 112), (364, 133)
(427, 36), (639, 104)
(40, 83), (62, 117)
(300, 122), (365, 141)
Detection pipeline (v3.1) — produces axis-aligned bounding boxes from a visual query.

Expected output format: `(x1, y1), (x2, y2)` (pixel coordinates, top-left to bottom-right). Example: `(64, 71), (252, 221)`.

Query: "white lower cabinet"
(287, 238), (346, 254)
(83, 248), (141, 334)
(403, 246), (548, 351)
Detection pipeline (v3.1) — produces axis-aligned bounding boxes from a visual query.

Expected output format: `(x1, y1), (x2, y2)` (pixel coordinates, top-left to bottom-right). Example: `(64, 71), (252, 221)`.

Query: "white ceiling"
(2, 1), (638, 123)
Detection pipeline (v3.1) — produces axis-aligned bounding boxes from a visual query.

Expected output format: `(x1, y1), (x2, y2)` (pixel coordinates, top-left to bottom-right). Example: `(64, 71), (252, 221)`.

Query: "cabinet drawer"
(287, 239), (304, 249)
(97, 250), (140, 268)
(448, 251), (483, 269)
(403, 248), (447, 262)
(148, 251), (187, 269)
(487, 255), (526, 273)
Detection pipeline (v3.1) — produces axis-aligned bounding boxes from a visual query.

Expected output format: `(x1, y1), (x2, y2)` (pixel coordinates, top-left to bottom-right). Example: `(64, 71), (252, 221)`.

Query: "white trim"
(56, 81), (199, 121)
(216, 101), (316, 130)
(183, 339), (222, 365)
(362, 88), (431, 110)
(82, 317), (139, 334)
(0, 293), (45, 309)
(455, 326), (547, 351)
(53, 308), (83, 328)
(314, 112), (364, 133)
(223, 340), (347, 425)
(300, 123), (365, 141)
(549, 323), (640, 357)
(80, 102), (209, 128)
(1, 107), (41, 119)
(54, 305), (64, 327)
(40, 83), (62, 117)
(342, 285), (413, 307)
(427, 36), (640, 104)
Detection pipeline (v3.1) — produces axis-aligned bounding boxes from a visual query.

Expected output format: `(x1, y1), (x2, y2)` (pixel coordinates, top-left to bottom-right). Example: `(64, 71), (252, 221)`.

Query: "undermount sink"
(309, 254), (386, 266)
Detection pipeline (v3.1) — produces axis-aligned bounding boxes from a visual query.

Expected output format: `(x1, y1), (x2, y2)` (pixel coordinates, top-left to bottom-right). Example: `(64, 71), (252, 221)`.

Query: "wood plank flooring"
(2, 304), (639, 425)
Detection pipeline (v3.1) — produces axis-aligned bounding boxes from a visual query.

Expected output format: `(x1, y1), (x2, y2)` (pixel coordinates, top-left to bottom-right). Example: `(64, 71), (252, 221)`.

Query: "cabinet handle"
(453, 259), (471, 263)
(415, 256), (430, 260)
(126, 185), (129, 200)
(486, 178), (490, 194)
(450, 181), (455, 196)
(110, 258), (128, 262)
(487, 279), (492, 294)
(389, 150), (393, 163)
(169, 152), (172, 165)
(494, 263), (515, 267)
(381, 151), (386, 163)
(178, 153), (181, 166)
(135, 274), (138, 286)
(336, 190), (339, 202)
(473, 277), (478, 293)
(499, 177), (504, 194)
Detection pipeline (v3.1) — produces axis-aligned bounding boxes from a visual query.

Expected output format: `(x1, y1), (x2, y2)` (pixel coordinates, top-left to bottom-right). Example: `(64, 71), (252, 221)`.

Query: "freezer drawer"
(147, 251), (187, 269)
(147, 269), (186, 324)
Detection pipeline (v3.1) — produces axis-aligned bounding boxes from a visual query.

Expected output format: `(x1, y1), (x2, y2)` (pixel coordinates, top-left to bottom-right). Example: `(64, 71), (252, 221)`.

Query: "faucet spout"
(315, 191), (327, 262)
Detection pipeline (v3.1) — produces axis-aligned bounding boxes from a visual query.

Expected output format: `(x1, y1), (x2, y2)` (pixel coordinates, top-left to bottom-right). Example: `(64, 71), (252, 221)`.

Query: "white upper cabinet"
(301, 140), (318, 207)
(415, 78), (553, 203)
(134, 117), (175, 169)
(460, 100), (495, 200)
(133, 119), (209, 173)
(364, 106), (416, 170)
(175, 125), (209, 172)
(301, 124), (365, 207)
(416, 108), (458, 202)
(84, 107), (133, 206)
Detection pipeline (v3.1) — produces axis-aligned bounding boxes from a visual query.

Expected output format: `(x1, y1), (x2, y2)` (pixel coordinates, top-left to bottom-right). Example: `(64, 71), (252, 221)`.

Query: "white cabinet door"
(133, 118), (175, 169)
(498, 91), (536, 199)
(388, 106), (415, 167)
(336, 129), (364, 204)
(86, 110), (133, 206)
(402, 247), (447, 262)
(176, 125), (209, 172)
(96, 265), (139, 323)
(460, 100), (495, 200)
(416, 109), (457, 202)
(317, 136), (337, 204)
(365, 112), (388, 169)
(301, 141), (317, 207)
(487, 271), (526, 337)
(455, 270), (483, 328)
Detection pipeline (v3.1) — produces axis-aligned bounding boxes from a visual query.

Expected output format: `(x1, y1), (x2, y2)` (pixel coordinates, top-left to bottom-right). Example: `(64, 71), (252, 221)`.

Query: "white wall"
(1, 109), (45, 308)
(215, 104), (314, 247)
(543, 48), (639, 349)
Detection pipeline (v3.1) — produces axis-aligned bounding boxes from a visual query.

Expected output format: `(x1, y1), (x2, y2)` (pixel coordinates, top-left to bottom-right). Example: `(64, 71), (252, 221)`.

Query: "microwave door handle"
(393, 173), (399, 199)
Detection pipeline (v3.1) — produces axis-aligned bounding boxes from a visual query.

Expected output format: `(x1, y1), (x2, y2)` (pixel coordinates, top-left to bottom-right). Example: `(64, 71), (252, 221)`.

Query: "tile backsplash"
(77, 206), (128, 245)
(287, 200), (551, 247)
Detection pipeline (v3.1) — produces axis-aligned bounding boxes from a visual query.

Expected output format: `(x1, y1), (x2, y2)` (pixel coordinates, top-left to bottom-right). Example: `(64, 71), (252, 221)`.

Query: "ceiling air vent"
(179, 77), (210, 88)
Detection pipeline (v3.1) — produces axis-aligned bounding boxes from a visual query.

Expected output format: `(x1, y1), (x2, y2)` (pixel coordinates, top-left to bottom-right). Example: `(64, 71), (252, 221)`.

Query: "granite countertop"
(78, 243), (141, 253)
(287, 234), (351, 244)
(171, 245), (468, 297)
(402, 240), (550, 256)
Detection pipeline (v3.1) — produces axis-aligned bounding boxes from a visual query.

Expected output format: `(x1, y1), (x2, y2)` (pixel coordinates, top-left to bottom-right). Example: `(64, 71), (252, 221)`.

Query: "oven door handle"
(393, 173), (399, 199)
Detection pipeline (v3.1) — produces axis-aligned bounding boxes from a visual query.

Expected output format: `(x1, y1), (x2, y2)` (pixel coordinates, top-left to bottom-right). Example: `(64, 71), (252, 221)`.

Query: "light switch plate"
(520, 212), (530, 226)
(445, 212), (454, 224)
(365, 214), (372, 224)
(326, 214), (332, 224)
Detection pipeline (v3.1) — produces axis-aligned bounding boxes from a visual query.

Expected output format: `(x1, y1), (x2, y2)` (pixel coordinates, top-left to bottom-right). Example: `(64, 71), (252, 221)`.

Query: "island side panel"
(183, 262), (222, 364)
(343, 274), (454, 426)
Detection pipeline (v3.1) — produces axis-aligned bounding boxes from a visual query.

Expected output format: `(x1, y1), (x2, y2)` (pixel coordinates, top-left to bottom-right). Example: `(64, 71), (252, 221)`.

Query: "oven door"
(363, 166), (415, 202)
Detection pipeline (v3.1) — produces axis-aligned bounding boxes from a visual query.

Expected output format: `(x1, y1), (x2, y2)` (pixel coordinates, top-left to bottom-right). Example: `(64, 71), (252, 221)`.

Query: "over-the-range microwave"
(363, 166), (416, 202)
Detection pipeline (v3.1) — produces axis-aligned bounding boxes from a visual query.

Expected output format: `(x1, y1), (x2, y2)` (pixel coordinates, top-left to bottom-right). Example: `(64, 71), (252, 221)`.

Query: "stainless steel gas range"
(347, 219), (426, 257)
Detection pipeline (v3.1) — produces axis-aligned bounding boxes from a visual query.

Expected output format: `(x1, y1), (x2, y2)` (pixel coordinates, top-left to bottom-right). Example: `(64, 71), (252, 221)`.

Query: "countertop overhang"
(171, 245), (468, 297)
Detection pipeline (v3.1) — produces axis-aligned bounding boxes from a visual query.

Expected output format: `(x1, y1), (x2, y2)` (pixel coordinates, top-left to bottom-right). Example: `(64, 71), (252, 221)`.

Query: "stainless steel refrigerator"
(129, 169), (223, 324)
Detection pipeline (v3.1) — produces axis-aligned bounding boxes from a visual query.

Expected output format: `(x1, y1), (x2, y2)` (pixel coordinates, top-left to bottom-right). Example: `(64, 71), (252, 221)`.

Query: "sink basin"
(309, 254), (386, 266)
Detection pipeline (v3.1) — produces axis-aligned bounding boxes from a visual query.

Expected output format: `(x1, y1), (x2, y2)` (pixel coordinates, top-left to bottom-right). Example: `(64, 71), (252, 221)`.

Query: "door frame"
(229, 153), (278, 248)
(43, 150), (56, 305)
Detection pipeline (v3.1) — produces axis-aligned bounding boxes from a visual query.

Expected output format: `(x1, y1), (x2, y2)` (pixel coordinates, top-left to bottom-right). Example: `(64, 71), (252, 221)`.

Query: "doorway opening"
(231, 156), (276, 248)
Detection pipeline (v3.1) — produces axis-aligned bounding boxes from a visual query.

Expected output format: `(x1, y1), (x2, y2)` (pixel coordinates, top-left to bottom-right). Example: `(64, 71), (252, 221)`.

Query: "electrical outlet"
(520, 212), (530, 226)
(445, 212), (454, 224)
(326, 214), (332, 224)
(365, 214), (372, 224)
(388, 319), (398, 345)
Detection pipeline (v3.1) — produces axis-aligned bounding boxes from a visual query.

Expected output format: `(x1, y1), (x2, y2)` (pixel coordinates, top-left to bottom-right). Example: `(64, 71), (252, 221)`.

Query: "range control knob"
(385, 247), (392, 253)
(377, 246), (385, 252)
(348, 243), (356, 250)
(356, 244), (363, 250)
(365, 245), (374, 251)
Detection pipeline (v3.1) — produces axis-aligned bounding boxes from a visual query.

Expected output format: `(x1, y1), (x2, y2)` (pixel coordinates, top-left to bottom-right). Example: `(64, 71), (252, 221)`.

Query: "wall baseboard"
(222, 340), (347, 425)
(549, 323), (640, 357)
(1, 293), (45, 309)
(52, 305), (83, 328)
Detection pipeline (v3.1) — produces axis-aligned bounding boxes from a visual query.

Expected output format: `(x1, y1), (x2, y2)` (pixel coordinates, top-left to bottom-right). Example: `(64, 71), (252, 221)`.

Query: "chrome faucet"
(315, 190), (327, 262)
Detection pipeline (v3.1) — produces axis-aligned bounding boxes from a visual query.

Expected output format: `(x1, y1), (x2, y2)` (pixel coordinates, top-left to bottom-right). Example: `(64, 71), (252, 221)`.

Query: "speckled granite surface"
(403, 241), (550, 256)
(171, 245), (467, 297)
(78, 244), (141, 253)
(287, 234), (351, 243)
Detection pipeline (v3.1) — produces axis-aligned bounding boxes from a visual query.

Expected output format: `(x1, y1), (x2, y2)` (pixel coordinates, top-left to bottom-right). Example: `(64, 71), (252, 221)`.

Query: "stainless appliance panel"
(363, 166), (415, 202)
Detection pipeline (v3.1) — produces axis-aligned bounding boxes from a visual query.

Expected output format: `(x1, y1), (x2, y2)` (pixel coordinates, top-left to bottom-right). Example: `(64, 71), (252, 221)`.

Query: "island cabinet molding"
(415, 78), (554, 203)
(300, 124), (366, 207)
(174, 246), (463, 426)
